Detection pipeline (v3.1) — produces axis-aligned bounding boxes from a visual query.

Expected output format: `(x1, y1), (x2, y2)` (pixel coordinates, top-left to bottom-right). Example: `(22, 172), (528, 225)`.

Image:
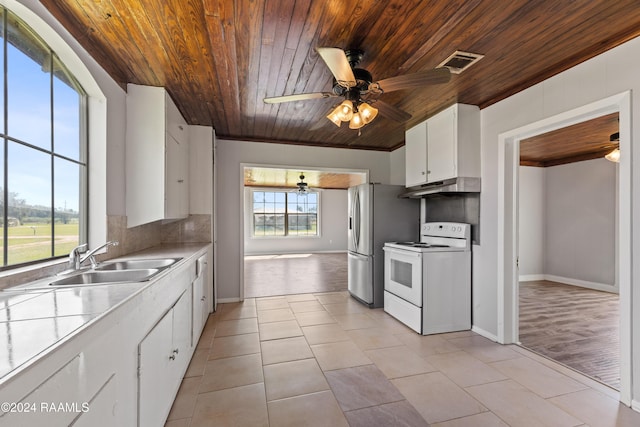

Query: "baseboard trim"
(471, 325), (498, 342)
(519, 274), (545, 282)
(217, 297), (240, 303)
(245, 250), (347, 257)
(544, 274), (618, 294)
(632, 399), (640, 413)
(518, 274), (618, 294)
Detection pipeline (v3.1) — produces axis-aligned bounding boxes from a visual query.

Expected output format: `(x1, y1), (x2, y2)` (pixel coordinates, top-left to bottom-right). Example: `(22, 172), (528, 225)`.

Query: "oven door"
(383, 246), (422, 306)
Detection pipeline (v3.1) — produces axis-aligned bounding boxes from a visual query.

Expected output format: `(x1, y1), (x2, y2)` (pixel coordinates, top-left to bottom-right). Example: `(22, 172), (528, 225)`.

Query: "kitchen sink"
(49, 269), (160, 286)
(95, 257), (182, 271)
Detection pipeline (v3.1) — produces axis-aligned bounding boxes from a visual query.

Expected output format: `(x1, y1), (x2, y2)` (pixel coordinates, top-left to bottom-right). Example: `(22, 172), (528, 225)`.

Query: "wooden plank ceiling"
(244, 167), (366, 190)
(40, 1), (640, 153)
(520, 113), (619, 167)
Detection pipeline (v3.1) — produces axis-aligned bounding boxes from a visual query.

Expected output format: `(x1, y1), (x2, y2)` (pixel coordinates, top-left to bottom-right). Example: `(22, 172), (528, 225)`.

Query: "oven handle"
(383, 247), (422, 257)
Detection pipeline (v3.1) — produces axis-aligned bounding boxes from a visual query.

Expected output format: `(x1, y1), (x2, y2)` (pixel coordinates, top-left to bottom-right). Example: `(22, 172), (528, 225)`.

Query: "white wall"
(545, 159), (616, 288)
(518, 166), (545, 278)
(216, 139), (391, 300)
(519, 160), (617, 290)
(479, 36), (640, 406)
(389, 147), (406, 185)
(244, 188), (348, 255)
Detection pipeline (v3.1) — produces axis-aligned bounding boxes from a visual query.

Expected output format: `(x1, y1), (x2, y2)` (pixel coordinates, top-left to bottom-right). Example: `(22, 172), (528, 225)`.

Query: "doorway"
(240, 164), (367, 299)
(497, 92), (632, 404)
(517, 113), (620, 388)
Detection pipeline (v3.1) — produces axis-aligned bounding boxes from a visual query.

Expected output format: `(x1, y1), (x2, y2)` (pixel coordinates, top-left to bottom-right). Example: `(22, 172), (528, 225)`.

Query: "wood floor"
(244, 253), (348, 298)
(519, 280), (620, 390)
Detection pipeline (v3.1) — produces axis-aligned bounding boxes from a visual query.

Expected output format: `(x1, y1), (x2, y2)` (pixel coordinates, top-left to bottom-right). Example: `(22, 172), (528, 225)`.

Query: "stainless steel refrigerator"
(347, 183), (419, 308)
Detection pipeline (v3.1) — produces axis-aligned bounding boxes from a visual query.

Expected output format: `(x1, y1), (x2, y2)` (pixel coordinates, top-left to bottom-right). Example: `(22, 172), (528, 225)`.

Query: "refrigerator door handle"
(349, 251), (369, 260)
(353, 190), (360, 250)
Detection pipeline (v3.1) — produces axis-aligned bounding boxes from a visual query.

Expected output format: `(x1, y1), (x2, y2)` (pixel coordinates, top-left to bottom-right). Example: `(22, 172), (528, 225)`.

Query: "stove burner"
(393, 242), (451, 249)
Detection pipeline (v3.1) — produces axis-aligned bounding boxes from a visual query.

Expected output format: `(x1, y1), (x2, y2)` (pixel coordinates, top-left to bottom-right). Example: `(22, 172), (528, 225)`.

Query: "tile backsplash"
(1, 214), (212, 289)
(105, 214), (212, 259)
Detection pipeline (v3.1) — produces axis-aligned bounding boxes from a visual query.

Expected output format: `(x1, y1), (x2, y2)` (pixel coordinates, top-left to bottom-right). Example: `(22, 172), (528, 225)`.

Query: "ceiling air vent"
(438, 51), (484, 74)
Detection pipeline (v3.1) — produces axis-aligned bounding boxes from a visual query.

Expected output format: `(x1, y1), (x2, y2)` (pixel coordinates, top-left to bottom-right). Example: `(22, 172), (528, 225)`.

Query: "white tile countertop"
(0, 243), (210, 382)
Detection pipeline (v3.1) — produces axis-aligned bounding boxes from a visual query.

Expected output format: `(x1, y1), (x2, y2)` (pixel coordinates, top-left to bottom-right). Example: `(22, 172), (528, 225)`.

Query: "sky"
(2, 34), (82, 212)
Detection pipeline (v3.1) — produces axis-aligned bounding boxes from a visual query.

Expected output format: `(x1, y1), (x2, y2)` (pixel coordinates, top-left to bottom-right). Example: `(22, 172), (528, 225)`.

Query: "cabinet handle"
(173, 348), (179, 355)
(177, 179), (184, 183)
(169, 354), (175, 361)
(421, 171), (425, 175)
(178, 125), (184, 131)
(427, 170), (431, 174)
(201, 296), (206, 301)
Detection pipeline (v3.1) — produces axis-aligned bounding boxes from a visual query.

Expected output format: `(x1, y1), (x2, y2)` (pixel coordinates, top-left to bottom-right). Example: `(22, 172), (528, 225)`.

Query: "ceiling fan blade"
(316, 47), (356, 88)
(374, 100), (412, 122)
(263, 92), (336, 104)
(370, 67), (451, 93)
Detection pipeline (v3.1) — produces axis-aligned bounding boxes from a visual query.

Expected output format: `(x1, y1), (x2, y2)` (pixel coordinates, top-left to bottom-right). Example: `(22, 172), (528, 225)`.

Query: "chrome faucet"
(68, 243), (87, 270)
(68, 241), (119, 270)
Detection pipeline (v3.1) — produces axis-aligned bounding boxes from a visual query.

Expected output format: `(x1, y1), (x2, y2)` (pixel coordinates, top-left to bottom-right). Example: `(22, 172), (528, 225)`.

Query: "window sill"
(0, 258), (68, 290)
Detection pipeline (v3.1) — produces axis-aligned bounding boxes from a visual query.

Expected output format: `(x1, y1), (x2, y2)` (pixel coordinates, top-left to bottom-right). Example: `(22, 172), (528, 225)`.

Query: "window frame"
(250, 188), (320, 238)
(0, 6), (88, 270)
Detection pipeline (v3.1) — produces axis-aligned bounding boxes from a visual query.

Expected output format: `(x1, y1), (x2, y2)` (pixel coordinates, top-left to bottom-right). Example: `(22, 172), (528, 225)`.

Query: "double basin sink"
(49, 258), (182, 287)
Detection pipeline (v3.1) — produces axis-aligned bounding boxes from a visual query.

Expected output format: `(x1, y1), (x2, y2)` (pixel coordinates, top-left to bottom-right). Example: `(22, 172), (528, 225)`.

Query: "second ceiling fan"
(264, 47), (451, 131)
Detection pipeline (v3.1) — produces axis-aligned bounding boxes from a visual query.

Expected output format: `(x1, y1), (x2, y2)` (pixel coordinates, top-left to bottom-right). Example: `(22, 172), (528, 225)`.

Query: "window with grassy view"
(252, 190), (318, 237)
(0, 7), (87, 268)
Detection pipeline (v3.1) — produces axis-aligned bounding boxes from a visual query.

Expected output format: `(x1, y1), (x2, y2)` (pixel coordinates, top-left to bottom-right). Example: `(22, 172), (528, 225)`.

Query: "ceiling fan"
(263, 47), (451, 131)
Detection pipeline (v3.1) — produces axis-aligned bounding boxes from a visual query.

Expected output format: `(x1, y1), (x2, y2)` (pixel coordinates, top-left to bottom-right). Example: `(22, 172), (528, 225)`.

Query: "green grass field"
(0, 223), (79, 266)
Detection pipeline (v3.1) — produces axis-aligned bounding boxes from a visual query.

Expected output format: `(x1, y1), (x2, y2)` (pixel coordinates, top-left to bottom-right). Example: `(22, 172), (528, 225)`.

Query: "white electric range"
(383, 222), (471, 334)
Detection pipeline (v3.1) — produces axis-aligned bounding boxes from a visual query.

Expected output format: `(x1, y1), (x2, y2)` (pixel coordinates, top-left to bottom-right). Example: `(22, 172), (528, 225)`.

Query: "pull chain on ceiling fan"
(263, 47), (451, 131)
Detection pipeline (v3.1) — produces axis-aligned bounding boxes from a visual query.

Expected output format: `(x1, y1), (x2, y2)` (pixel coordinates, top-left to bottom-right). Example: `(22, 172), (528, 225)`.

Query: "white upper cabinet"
(405, 103), (480, 187)
(405, 121), (428, 187)
(126, 84), (189, 227)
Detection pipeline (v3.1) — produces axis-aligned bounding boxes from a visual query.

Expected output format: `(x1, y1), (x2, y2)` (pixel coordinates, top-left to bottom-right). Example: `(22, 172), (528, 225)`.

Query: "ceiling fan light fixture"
(327, 110), (342, 127)
(349, 111), (365, 129)
(359, 102), (378, 124)
(336, 100), (354, 121)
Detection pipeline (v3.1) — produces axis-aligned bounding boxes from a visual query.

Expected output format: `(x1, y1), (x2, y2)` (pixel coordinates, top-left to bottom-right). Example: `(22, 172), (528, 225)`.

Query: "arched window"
(0, 6), (87, 268)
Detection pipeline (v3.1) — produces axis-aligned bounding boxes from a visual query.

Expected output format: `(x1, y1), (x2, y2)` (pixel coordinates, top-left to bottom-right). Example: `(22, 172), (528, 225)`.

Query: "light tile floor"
(165, 291), (640, 427)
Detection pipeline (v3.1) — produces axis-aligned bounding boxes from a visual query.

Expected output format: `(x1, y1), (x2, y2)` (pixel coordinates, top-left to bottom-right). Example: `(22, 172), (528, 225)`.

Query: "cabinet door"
(138, 310), (174, 427)
(427, 106), (457, 182)
(166, 93), (188, 145)
(171, 287), (193, 382)
(72, 376), (117, 427)
(200, 256), (210, 329)
(165, 133), (189, 219)
(192, 255), (208, 346)
(405, 121), (428, 187)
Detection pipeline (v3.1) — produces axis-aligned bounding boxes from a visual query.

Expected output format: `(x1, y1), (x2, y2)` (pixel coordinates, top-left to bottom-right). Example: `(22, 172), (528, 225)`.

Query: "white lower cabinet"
(72, 376), (117, 426)
(138, 288), (193, 427)
(192, 254), (209, 346)
(0, 339), (117, 426)
(0, 248), (212, 427)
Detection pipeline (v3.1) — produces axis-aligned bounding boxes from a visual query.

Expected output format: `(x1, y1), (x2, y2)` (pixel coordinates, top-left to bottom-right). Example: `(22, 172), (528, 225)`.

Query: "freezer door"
(348, 252), (373, 305)
(347, 184), (372, 255)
